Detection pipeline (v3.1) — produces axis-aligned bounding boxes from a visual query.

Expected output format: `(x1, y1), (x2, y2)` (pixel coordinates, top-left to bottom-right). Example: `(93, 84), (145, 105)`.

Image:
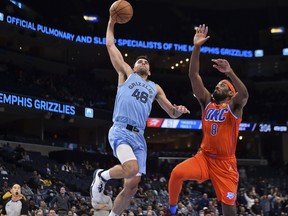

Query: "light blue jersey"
(112, 73), (157, 130)
(108, 73), (157, 174)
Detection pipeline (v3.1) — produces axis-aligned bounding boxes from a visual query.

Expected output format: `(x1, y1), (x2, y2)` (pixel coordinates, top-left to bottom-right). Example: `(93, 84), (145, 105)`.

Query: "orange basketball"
(109, 0), (133, 24)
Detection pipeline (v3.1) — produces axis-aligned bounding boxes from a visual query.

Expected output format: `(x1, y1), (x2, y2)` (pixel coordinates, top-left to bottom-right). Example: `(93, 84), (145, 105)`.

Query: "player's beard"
(212, 91), (226, 102)
(136, 67), (148, 76)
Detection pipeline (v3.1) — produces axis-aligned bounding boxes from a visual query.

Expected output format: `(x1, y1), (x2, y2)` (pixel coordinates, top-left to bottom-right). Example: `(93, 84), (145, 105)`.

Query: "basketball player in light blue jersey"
(90, 16), (190, 216)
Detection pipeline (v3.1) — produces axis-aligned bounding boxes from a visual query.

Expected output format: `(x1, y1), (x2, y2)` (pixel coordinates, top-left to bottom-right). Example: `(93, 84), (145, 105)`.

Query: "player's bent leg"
(111, 144), (139, 179)
(105, 144), (139, 180)
(91, 158), (138, 208)
(168, 155), (207, 214)
(169, 165), (185, 204)
(209, 158), (238, 216)
(111, 175), (141, 215)
(222, 203), (237, 216)
(91, 144), (139, 209)
(109, 160), (139, 179)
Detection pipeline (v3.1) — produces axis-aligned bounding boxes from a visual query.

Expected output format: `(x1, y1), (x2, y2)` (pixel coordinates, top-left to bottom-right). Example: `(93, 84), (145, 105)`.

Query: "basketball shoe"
(90, 169), (106, 207)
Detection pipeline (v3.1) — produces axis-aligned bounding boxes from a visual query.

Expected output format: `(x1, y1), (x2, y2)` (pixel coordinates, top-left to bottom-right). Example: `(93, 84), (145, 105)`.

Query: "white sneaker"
(90, 169), (106, 205)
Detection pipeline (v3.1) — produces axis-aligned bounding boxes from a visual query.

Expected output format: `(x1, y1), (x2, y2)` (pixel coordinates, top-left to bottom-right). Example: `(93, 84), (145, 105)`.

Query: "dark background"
(0, 0), (287, 167)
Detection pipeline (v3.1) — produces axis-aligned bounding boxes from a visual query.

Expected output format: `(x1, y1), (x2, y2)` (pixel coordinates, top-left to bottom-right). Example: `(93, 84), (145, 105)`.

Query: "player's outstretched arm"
(189, 24), (211, 107)
(155, 84), (190, 118)
(212, 59), (249, 107)
(106, 17), (133, 83)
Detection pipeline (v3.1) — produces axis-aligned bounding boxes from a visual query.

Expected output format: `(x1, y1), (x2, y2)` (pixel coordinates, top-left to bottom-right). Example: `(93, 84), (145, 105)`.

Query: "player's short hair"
(135, 55), (150, 64)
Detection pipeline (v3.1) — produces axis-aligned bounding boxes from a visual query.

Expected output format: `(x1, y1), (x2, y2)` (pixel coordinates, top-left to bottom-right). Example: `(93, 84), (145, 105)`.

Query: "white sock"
(109, 211), (118, 216)
(101, 170), (111, 181)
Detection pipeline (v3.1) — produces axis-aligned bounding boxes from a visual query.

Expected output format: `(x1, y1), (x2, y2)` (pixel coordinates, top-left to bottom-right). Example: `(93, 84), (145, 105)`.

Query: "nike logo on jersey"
(205, 108), (229, 122)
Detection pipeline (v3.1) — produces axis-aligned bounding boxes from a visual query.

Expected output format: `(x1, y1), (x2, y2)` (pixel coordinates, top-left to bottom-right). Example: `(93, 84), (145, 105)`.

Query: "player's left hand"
(173, 104), (190, 114)
(211, 59), (232, 74)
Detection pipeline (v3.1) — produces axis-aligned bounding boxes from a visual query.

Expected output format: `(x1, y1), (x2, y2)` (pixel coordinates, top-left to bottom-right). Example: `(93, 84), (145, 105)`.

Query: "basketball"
(109, 0), (133, 24)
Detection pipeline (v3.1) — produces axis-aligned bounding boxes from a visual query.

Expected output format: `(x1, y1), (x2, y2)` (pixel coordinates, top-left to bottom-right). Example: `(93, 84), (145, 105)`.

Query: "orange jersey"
(201, 101), (241, 157)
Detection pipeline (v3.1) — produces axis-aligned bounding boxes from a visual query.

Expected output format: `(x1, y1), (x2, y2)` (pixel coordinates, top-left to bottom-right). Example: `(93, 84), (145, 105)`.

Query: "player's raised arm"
(189, 24), (211, 108)
(106, 15), (133, 84)
(212, 59), (249, 118)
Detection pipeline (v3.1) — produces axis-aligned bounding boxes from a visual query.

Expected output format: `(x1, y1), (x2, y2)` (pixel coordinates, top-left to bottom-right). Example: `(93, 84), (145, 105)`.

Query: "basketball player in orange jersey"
(168, 24), (249, 216)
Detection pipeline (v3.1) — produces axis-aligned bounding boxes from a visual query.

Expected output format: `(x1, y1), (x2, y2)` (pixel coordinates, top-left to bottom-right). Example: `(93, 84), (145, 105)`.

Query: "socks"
(101, 170), (111, 181)
(169, 205), (177, 215)
(109, 211), (118, 216)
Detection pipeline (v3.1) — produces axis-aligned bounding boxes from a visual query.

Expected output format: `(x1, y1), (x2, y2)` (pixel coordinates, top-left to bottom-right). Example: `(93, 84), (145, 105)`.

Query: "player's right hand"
(194, 24), (210, 47)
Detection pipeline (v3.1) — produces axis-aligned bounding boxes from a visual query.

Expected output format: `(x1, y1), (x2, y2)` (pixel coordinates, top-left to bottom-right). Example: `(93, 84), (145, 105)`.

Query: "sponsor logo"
(226, 192), (235, 199)
(147, 118), (163, 127)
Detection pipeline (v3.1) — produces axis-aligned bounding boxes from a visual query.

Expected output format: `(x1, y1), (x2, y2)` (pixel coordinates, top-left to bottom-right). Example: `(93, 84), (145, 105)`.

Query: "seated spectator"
(135, 207), (144, 215)
(135, 187), (147, 199)
(81, 160), (93, 174)
(244, 190), (256, 210)
(197, 193), (209, 211)
(177, 202), (188, 215)
(49, 186), (71, 216)
(53, 164), (60, 174)
(238, 204), (249, 216)
(28, 170), (44, 194)
(18, 151), (32, 163)
(0, 164), (8, 175)
(76, 203), (90, 216)
(250, 198), (263, 216)
(39, 200), (49, 215)
(48, 208), (57, 216)
(42, 163), (52, 177)
(21, 182), (34, 197)
(28, 199), (39, 215)
(89, 208), (95, 215)
(70, 206), (78, 216)
(143, 205), (157, 216)
(92, 190), (112, 216)
(61, 162), (72, 172)
(186, 203), (196, 216)
(14, 144), (25, 154)
(1, 181), (10, 194)
(2, 143), (14, 154)
(127, 211), (135, 216)
(70, 162), (78, 174)
(35, 209), (45, 216)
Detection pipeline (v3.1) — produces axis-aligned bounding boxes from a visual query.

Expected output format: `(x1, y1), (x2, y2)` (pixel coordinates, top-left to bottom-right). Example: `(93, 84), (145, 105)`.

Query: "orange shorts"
(173, 150), (239, 205)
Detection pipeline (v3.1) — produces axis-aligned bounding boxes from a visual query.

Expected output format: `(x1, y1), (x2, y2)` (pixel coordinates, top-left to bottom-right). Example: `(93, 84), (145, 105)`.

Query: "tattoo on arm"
(172, 108), (181, 118)
(173, 109), (177, 116)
